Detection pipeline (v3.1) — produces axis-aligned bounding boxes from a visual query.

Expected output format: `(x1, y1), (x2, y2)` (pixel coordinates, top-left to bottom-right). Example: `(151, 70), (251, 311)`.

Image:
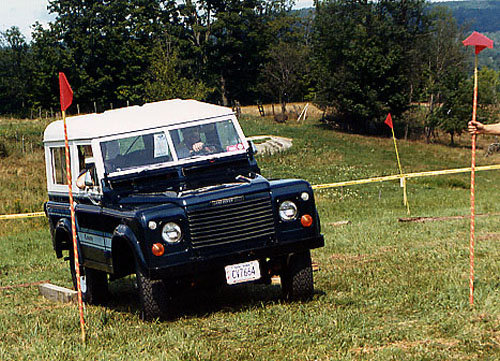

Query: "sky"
(0, 0), (55, 41)
(0, 0), (466, 42)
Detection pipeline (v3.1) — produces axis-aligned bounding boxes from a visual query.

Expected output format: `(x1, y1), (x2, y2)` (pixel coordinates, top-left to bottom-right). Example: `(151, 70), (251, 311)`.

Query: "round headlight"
(161, 222), (182, 244)
(279, 201), (298, 221)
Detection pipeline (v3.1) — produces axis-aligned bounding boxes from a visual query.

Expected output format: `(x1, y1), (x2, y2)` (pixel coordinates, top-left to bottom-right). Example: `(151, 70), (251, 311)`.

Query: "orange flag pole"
(469, 53), (478, 307)
(462, 32), (494, 306)
(59, 73), (86, 342)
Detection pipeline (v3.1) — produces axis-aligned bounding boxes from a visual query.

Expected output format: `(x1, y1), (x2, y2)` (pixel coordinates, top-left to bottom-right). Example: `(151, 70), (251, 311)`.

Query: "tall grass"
(2, 115), (500, 359)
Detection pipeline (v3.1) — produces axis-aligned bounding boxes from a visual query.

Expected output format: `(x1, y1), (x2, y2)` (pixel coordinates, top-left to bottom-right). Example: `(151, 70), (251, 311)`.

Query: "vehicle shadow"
(105, 276), (321, 321)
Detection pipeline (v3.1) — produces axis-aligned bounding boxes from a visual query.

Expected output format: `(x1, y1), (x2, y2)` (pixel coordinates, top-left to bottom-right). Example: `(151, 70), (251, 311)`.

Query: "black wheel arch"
(111, 224), (148, 278)
(54, 217), (73, 258)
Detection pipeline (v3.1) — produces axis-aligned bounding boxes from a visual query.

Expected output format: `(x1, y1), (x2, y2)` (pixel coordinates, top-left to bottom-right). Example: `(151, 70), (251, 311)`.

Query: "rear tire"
(281, 250), (314, 300)
(135, 263), (170, 321)
(69, 251), (108, 305)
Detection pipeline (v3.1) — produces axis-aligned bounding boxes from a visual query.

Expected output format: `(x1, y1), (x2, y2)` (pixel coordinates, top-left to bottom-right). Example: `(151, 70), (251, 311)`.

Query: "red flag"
(384, 113), (393, 129)
(463, 31), (494, 54)
(59, 72), (73, 112)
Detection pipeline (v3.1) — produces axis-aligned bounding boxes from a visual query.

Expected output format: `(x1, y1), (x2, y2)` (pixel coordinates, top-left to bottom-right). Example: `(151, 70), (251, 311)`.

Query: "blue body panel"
(46, 154), (324, 282)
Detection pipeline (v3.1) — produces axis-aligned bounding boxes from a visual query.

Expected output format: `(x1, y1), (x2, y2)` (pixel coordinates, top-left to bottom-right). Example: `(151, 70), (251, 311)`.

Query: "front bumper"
(148, 235), (324, 280)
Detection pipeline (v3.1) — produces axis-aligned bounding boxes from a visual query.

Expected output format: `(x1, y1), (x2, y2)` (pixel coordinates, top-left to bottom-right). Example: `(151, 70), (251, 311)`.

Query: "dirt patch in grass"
(477, 232), (500, 241)
(351, 337), (460, 355)
(329, 247), (395, 268)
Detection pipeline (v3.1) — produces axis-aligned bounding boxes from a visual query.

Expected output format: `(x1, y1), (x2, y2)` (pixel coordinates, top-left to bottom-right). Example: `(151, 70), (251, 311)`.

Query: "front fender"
(112, 224), (147, 272)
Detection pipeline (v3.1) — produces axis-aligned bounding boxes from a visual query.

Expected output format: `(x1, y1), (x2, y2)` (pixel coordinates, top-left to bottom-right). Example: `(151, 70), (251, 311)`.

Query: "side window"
(76, 144), (98, 189)
(77, 144), (93, 173)
(50, 147), (68, 185)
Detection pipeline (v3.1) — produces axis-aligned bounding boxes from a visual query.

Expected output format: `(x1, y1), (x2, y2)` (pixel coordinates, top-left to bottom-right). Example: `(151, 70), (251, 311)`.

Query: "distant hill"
(430, 1), (500, 33)
(297, 1), (500, 33)
(430, 1), (500, 70)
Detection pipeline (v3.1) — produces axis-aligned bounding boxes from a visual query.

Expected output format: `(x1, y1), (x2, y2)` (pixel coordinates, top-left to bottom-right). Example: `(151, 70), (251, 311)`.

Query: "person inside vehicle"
(176, 127), (207, 158)
(468, 120), (500, 135)
(184, 127), (205, 152)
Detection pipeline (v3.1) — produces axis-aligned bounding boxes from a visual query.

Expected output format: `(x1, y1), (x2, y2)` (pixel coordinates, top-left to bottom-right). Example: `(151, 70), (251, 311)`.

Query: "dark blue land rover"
(43, 99), (324, 320)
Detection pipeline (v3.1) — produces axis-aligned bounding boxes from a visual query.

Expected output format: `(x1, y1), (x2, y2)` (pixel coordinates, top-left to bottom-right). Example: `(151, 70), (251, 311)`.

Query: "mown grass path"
(2, 115), (500, 359)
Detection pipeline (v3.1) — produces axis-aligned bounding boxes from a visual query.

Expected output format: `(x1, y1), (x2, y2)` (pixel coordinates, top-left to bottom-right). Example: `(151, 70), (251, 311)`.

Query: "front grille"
(187, 196), (275, 247)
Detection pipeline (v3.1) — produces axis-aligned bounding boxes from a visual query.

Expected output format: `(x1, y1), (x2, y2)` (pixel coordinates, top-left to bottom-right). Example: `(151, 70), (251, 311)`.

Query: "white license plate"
(225, 260), (261, 285)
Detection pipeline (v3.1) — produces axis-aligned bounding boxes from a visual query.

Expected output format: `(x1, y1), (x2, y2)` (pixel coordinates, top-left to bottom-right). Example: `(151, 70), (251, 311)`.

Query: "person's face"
(185, 129), (200, 145)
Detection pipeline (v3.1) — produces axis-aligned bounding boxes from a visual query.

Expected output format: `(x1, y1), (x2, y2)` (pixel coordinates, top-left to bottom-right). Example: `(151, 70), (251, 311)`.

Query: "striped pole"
(63, 110), (86, 342)
(469, 53), (479, 306)
(462, 31), (493, 306)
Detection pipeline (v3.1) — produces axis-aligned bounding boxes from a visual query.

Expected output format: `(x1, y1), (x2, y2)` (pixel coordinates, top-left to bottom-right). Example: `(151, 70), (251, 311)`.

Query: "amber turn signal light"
(301, 214), (313, 227)
(152, 243), (165, 256)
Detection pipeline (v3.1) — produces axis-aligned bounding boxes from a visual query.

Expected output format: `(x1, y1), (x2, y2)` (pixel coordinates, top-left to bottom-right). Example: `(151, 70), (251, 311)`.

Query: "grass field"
(3, 114), (500, 360)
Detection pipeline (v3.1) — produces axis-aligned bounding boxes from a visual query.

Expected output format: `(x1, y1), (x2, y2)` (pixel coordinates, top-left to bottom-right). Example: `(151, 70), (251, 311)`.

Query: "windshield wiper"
(123, 136), (140, 155)
(235, 175), (252, 183)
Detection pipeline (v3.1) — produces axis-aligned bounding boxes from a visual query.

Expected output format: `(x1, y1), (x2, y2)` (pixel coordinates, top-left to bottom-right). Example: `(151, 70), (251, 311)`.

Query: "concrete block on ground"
(248, 135), (293, 155)
(38, 283), (77, 303)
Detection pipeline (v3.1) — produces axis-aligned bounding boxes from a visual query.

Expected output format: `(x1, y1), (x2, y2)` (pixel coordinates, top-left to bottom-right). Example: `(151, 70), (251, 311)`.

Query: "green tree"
(258, 41), (309, 117)
(312, 0), (427, 134)
(143, 43), (212, 101)
(45, 0), (182, 111)
(257, 8), (316, 111)
(435, 69), (470, 145)
(477, 67), (500, 106)
(29, 22), (74, 112)
(0, 27), (32, 114)
(475, 67), (500, 128)
(180, 0), (296, 105)
(415, 6), (468, 142)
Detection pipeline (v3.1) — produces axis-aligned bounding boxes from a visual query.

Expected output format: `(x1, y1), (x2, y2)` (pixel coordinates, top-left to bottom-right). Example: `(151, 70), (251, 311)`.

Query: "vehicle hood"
(118, 174), (271, 211)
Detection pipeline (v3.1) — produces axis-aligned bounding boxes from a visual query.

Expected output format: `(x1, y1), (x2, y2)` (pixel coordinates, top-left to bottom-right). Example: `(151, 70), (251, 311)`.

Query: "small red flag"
(463, 31), (494, 54)
(59, 72), (73, 112)
(384, 113), (393, 129)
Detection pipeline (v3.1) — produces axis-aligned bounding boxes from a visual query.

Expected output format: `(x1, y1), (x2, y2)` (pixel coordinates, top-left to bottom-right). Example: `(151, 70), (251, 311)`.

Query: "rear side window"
(50, 147), (68, 185)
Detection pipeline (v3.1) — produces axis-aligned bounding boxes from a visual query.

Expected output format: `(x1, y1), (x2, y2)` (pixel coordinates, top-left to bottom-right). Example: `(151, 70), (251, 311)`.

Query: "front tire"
(135, 263), (170, 321)
(69, 251), (108, 305)
(281, 250), (314, 300)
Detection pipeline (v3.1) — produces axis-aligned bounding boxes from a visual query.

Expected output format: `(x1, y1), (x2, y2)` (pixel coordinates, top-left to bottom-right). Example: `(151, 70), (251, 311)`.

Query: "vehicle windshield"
(170, 119), (244, 160)
(101, 132), (173, 173)
(100, 119), (244, 174)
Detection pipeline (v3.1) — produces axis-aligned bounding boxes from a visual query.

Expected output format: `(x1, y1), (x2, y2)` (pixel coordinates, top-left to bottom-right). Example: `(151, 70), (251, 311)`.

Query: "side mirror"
(248, 140), (258, 155)
(84, 171), (94, 187)
(84, 159), (96, 188)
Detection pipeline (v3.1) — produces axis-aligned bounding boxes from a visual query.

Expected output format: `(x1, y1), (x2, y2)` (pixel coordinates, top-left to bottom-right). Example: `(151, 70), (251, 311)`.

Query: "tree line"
(0, 0), (499, 141)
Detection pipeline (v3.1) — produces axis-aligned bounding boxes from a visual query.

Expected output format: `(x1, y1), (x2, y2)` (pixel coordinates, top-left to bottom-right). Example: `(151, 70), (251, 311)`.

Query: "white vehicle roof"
(43, 99), (234, 142)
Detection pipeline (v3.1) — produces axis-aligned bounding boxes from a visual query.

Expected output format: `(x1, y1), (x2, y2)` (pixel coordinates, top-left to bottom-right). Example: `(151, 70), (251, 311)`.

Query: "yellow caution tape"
(312, 164), (500, 190)
(2, 164), (500, 220)
(0, 212), (45, 220)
